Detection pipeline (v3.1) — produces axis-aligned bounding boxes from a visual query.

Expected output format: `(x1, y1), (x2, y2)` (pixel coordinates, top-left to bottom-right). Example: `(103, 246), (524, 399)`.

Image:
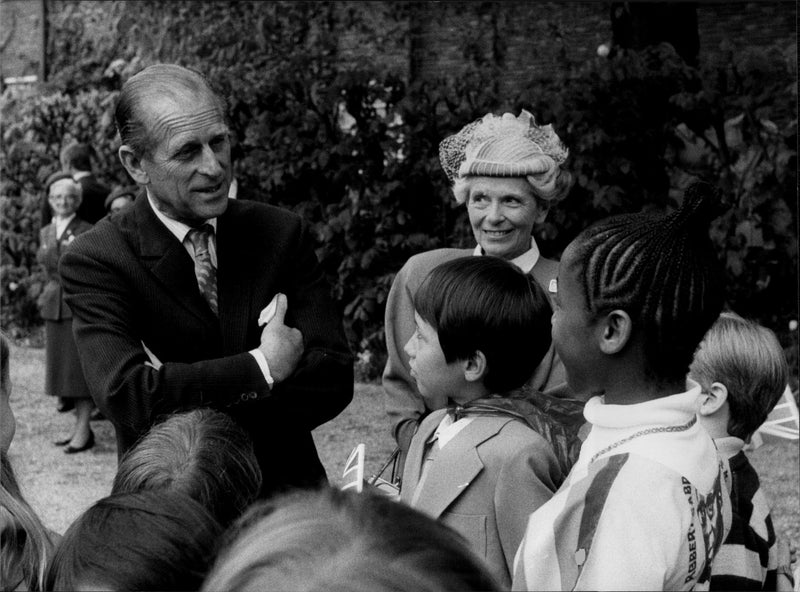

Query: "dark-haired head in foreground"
(202, 486), (500, 592)
(45, 491), (222, 591)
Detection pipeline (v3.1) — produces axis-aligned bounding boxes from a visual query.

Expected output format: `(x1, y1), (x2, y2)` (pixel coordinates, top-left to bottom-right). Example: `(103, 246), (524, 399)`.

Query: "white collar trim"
(472, 237), (540, 273)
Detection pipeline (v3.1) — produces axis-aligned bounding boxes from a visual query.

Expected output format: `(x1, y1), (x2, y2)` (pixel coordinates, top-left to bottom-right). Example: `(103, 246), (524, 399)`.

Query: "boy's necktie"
(185, 224), (218, 315)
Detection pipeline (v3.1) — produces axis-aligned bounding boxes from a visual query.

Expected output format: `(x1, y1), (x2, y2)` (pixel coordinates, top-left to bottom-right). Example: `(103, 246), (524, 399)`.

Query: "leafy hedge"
(1, 2), (796, 381)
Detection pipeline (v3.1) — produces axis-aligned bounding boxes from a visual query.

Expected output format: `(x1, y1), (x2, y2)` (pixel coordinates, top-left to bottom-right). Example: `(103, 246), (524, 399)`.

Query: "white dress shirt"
(54, 214), (77, 240)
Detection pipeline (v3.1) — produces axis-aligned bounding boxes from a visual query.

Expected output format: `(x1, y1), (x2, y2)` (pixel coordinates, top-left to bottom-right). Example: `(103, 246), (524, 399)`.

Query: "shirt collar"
(146, 189), (217, 243)
(472, 237), (540, 273)
(713, 436), (745, 459)
(54, 214), (77, 238)
(584, 379), (703, 429)
(428, 413), (474, 449)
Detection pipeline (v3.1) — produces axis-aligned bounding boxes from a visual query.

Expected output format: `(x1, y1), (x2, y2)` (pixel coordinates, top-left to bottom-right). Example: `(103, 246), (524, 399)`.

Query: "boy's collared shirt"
(410, 414), (475, 505)
(432, 413), (475, 449)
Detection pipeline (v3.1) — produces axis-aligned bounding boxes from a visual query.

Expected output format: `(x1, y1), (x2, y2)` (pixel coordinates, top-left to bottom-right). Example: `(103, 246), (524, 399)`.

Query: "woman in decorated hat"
(383, 110), (585, 473)
(37, 172), (95, 453)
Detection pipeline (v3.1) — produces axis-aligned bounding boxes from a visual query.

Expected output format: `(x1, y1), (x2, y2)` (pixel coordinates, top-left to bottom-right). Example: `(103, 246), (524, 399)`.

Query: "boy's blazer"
(401, 408), (563, 589)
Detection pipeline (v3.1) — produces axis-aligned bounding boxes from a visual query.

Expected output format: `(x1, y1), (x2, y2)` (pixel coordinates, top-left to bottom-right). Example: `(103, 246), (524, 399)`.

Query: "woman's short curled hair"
(202, 486), (500, 592)
(115, 63), (229, 157)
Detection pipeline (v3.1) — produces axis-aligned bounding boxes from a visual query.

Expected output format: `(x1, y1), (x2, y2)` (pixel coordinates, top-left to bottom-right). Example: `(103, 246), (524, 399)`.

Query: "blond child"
(691, 312), (795, 590)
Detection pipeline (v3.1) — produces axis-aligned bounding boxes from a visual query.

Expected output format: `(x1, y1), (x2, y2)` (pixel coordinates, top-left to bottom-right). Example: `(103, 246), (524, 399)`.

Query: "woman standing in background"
(37, 172), (95, 453)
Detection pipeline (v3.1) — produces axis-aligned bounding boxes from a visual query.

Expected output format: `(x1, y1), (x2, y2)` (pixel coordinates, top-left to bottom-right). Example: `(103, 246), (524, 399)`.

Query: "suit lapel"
(46, 224), (58, 252)
(411, 416), (511, 519)
(60, 216), (84, 244)
(132, 195), (217, 326)
(402, 411), (443, 499)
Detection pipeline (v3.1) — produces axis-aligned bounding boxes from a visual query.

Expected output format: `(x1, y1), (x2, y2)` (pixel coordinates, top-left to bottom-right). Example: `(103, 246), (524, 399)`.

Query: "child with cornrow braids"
(512, 182), (732, 591)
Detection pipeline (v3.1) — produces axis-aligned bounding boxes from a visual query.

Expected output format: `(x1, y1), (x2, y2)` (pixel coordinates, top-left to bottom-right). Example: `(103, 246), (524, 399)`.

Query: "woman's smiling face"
(465, 176), (544, 260)
(48, 179), (81, 218)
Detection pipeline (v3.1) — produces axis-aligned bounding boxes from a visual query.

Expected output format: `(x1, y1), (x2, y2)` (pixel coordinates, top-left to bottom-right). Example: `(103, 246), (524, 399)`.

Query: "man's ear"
(597, 309), (633, 355)
(118, 145), (149, 185)
(699, 382), (728, 416)
(463, 350), (488, 383)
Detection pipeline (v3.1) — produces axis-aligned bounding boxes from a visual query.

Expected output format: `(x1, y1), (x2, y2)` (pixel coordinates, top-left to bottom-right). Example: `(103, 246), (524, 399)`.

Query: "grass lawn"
(6, 343), (799, 553)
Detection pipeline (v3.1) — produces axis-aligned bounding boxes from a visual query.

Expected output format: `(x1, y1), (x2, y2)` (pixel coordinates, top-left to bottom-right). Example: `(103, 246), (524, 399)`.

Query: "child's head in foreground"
(112, 408), (262, 527)
(201, 486), (499, 592)
(553, 181), (726, 399)
(405, 256), (552, 404)
(689, 312), (789, 442)
(44, 490), (222, 591)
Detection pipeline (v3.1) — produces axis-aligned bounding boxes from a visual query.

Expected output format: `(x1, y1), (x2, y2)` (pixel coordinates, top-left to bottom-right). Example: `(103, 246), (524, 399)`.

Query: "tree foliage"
(1, 1), (796, 380)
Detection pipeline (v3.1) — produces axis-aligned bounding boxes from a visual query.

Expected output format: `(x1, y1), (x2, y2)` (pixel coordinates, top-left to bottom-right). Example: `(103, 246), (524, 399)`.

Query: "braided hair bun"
(568, 181), (726, 385)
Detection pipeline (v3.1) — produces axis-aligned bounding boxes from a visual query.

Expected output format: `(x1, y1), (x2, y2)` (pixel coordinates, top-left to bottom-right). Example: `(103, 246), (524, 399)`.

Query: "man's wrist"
(249, 349), (275, 387)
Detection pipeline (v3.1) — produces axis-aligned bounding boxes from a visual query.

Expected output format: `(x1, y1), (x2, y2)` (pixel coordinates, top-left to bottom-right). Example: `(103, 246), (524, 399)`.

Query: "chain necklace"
(590, 416), (697, 463)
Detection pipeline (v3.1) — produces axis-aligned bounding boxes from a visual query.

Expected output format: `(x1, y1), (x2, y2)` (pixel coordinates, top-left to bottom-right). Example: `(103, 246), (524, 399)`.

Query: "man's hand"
(258, 293), (304, 383)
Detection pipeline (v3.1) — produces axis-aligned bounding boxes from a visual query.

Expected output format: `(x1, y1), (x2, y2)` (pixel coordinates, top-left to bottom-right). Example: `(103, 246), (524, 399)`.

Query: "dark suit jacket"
(36, 217), (93, 321)
(59, 195), (354, 493)
(41, 173), (110, 226)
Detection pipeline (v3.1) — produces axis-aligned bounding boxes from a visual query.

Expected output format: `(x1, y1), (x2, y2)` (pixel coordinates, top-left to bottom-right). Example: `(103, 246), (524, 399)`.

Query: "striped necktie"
(185, 224), (218, 315)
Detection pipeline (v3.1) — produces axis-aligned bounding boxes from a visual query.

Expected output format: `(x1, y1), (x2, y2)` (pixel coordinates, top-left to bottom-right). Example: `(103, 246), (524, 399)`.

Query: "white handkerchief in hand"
(258, 295), (279, 326)
(142, 341), (163, 369)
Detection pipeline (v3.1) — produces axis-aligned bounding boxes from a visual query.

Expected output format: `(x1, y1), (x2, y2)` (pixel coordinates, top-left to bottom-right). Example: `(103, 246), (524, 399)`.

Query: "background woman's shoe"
(54, 436), (72, 446)
(64, 431), (95, 454)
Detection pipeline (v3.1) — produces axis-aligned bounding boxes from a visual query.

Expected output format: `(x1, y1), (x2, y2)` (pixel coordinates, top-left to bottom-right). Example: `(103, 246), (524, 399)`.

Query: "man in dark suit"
(59, 64), (354, 494)
(41, 143), (110, 225)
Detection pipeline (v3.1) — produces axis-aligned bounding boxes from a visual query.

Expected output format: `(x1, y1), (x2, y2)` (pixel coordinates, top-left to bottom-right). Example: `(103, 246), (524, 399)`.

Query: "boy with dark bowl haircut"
(400, 256), (564, 589)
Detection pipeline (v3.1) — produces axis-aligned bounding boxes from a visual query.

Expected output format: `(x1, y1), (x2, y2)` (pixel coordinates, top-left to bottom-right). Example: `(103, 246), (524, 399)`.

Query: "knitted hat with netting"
(439, 110), (572, 203)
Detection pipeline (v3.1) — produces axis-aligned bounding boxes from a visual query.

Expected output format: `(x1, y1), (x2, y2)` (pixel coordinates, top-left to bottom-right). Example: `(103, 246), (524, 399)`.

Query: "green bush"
(1, 2), (796, 382)
(518, 41), (797, 381)
(1, 85), (129, 337)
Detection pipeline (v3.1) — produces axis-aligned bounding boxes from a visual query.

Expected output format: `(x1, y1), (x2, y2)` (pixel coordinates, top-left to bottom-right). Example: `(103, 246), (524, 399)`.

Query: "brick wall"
(697, 1), (795, 56)
(3, 1), (795, 88)
(402, 2), (795, 93)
